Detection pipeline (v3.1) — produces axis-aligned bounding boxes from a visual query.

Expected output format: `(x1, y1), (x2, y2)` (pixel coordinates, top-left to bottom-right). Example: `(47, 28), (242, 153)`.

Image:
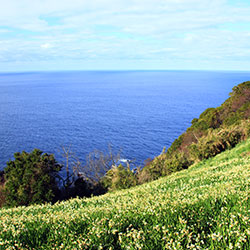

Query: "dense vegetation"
(3, 150), (61, 207)
(0, 149), (107, 208)
(0, 138), (249, 249)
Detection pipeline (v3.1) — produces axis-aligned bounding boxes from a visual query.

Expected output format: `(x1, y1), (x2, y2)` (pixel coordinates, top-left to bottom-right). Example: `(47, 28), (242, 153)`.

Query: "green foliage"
(162, 152), (193, 175)
(0, 139), (249, 249)
(223, 112), (242, 126)
(223, 100), (250, 126)
(189, 121), (250, 161)
(230, 81), (250, 96)
(199, 107), (216, 119)
(166, 134), (184, 155)
(191, 119), (209, 130)
(101, 164), (137, 191)
(191, 118), (198, 125)
(3, 149), (61, 207)
(138, 151), (193, 182)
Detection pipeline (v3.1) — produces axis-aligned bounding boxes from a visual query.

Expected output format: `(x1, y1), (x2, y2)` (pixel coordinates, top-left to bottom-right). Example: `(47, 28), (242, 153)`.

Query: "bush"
(188, 122), (249, 161)
(191, 120), (209, 130)
(166, 134), (184, 155)
(137, 154), (166, 184)
(162, 152), (192, 176)
(4, 149), (61, 207)
(101, 164), (137, 191)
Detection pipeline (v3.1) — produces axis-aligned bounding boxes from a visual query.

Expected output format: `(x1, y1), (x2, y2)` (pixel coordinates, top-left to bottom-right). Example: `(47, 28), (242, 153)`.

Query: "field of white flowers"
(0, 138), (249, 250)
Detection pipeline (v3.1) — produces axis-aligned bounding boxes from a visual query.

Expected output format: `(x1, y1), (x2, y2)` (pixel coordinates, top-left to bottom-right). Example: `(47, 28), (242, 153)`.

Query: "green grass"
(0, 139), (250, 250)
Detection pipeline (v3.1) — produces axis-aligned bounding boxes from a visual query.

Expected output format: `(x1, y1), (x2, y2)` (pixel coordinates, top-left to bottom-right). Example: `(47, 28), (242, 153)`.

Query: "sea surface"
(0, 70), (250, 170)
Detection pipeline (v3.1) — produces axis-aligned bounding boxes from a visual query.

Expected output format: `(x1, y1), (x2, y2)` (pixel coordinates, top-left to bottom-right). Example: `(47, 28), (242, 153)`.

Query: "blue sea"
(0, 70), (250, 170)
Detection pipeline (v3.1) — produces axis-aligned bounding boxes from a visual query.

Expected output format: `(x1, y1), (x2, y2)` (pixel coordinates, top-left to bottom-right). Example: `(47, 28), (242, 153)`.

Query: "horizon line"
(1, 69), (250, 74)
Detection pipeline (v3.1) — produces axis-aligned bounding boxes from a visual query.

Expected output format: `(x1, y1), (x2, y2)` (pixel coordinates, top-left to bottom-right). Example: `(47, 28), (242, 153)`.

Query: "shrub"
(137, 154), (167, 184)
(166, 134), (184, 155)
(191, 118), (198, 125)
(102, 164), (137, 191)
(188, 122), (249, 161)
(162, 152), (193, 176)
(4, 149), (61, 207)
(191, 120), (209, 130)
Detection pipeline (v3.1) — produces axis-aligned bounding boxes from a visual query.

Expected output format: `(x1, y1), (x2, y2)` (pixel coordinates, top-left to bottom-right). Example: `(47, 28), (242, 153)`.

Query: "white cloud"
(0, 0), (248, 32)
(0, 0), (250, 70)
(41, 43), (53, 49)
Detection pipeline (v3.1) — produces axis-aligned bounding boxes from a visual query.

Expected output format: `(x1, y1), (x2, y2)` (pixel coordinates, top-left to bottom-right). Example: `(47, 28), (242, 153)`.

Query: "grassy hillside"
(0, 138), (249, 249)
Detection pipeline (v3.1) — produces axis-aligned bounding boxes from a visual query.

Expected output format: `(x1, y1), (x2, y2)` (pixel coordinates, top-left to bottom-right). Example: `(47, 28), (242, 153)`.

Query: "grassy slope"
(0, 139), (250, 250)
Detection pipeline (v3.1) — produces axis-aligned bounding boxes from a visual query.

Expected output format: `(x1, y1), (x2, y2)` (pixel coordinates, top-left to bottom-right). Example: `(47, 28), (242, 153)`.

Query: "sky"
(0, 0), (250, 71)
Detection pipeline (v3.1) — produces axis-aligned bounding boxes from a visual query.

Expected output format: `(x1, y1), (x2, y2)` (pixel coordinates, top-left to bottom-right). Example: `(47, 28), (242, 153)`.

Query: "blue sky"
(0, 0), (250, 71)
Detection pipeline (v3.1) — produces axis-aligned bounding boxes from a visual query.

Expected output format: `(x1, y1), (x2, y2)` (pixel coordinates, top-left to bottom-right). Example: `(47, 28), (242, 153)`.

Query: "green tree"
(4, 149), (61, 207)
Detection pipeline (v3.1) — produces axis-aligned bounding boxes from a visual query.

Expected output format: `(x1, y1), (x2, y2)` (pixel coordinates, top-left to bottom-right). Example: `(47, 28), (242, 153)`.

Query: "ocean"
(0, 70), (250, 170)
